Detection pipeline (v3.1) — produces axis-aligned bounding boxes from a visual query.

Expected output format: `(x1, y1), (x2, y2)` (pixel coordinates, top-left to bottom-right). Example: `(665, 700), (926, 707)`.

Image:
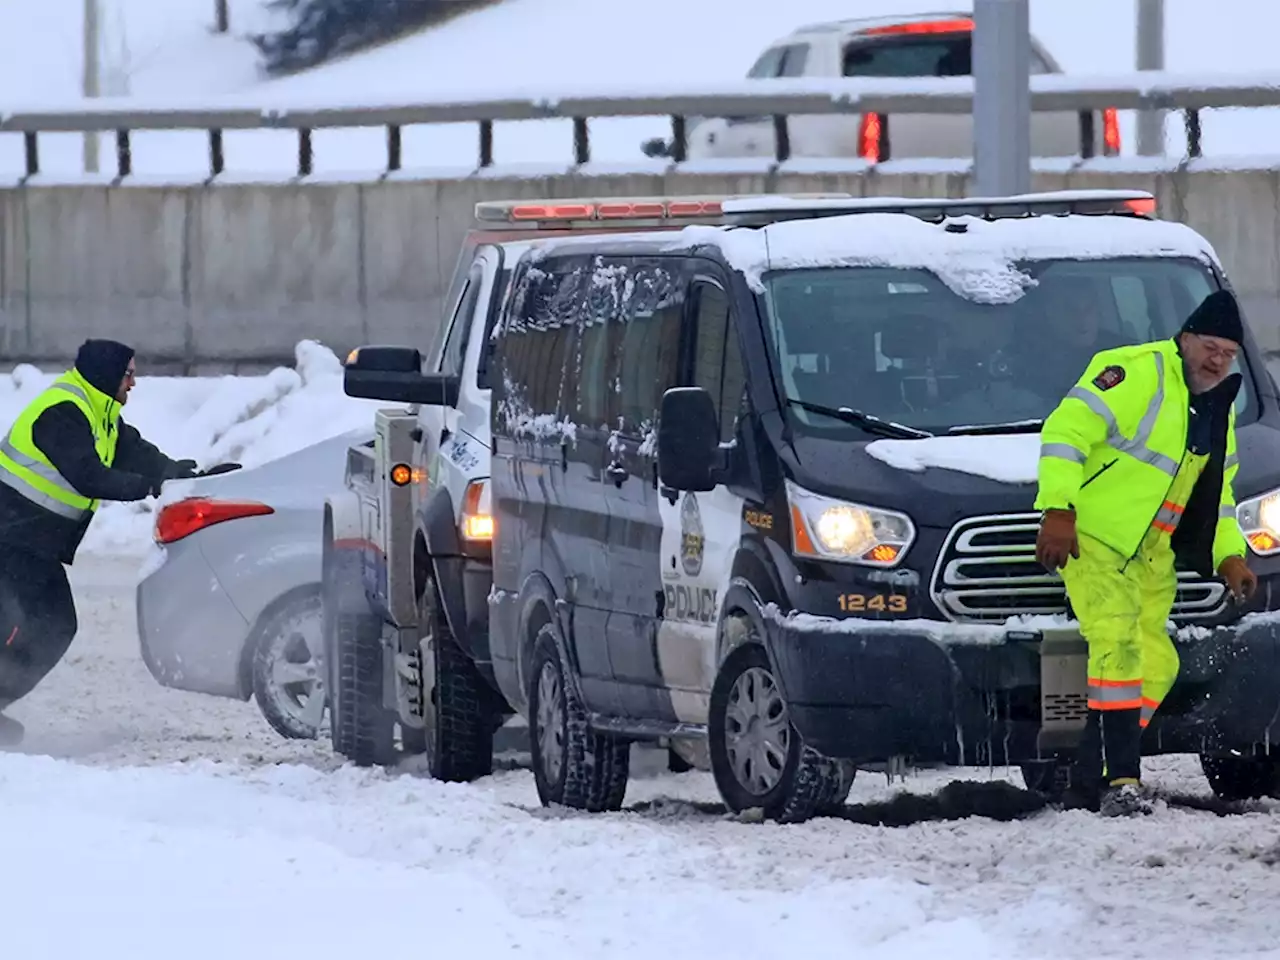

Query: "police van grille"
(930, 514), (1229, 624)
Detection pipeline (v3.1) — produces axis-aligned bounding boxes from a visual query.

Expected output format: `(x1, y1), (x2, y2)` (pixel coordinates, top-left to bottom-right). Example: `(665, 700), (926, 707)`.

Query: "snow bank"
(680, 213), (1219, 297)
(865, 434), (1041, 484)
(0, 341), (385, 554)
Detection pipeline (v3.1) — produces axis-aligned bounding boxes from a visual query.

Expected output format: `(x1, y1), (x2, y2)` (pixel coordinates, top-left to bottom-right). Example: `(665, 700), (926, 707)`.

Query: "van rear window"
(842, 33), (1050, 78)
(761, 258), (1254, 437)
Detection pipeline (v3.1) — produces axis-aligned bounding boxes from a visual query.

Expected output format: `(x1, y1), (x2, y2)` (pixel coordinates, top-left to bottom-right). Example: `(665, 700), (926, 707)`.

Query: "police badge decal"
(680, 493), (705, 577)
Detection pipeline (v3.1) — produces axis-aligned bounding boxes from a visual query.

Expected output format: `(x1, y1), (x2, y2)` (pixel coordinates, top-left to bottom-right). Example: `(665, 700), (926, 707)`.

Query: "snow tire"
(324, 559), (395, 767)
(417, 577), (497, 783)
(709, 642), (842, 824)
(528, 624), (629, 812)
(1201, 753), (1280, 801)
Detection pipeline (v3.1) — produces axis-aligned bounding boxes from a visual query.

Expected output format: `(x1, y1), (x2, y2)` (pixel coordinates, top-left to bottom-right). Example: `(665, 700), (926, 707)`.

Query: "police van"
(482, 190), (1280, 822)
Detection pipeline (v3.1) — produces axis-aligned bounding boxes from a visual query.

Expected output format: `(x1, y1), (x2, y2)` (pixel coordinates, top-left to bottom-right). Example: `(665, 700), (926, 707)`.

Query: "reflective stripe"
(0, 463), (85, 519)
(0, 435), (65, 484)
(1140, 697), (1160, 730)
(1087, 677), (1144, 711)
(1226, 452), (1239, 471)
(51, 382), (89, 404)
(1220, 504), (1238, 520)
(1153, 499), (1185, 534)
(1066, 352), (1179, 478)
(1041, 442), (1086, 464)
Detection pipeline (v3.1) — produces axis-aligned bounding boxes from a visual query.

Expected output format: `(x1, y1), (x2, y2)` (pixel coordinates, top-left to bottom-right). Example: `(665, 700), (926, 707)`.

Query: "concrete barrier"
(3, 166), (1280, 372)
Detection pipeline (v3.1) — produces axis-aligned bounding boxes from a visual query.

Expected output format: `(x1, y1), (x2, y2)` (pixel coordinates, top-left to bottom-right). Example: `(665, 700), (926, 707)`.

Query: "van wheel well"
(521, 601), (554, 694)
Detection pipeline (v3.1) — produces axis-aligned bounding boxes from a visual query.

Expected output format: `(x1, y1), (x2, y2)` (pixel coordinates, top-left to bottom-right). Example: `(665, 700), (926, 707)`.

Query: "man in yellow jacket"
(1035, 289), (1258, 817)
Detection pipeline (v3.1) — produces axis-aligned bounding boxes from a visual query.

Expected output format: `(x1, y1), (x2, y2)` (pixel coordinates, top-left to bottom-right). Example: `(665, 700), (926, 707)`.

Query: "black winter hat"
(1180, 290), (1245, 345)
(74, 339), (135, 397)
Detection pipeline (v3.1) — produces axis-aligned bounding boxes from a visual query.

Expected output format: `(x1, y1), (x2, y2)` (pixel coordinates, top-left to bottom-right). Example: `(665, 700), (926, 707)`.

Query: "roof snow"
(675, 212), (1220, 301)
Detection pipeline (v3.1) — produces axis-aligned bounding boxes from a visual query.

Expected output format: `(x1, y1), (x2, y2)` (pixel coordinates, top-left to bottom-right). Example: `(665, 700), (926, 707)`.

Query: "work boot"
(1099, 781), (1153, 817)
(0, 713), (25, 748)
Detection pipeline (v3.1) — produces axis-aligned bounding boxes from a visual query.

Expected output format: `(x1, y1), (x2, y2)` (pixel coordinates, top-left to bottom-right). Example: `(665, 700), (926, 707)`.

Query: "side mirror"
(343, 345), (461, 407)
(657, 387), (720, 493)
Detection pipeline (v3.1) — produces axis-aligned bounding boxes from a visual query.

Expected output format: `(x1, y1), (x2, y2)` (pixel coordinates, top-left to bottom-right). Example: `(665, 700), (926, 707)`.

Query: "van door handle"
(605, 461), (629, 486)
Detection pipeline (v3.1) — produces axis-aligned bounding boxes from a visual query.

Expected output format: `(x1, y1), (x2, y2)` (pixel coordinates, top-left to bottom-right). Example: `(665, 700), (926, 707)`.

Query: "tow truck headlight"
(1236, 487), (1280, 556)
(460, 479), (494, 542)
(785, 480), (914, 567)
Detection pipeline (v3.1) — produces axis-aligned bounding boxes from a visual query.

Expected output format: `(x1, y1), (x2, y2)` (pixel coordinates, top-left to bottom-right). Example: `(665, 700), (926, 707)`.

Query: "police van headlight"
(785, 480), (915, 567)
(1236, 487), (1280, 556)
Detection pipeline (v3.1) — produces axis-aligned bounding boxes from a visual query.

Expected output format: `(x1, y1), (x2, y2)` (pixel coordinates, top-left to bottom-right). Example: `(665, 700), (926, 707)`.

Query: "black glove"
(197, 462), (243, 477)
(165, 459), (199, 480)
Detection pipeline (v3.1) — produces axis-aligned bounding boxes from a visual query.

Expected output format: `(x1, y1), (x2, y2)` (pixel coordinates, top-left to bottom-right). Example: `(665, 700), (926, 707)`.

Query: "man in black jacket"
(0, 339), (216, 747)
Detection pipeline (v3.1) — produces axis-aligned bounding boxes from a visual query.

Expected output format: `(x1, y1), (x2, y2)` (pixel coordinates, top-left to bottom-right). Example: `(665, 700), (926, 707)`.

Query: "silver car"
(137, 429), (370, 740)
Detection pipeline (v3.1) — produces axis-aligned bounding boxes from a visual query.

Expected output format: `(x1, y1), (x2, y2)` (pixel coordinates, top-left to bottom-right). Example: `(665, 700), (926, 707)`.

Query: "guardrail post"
(209, 129), (224, 178)
(772, 115), (791, 163)
(670, 115), (687, 163)
(1184, 108), (1202, 159)
(478, 120), (493, 167)
(23, 132), (38, 178)
(387, 124), (402, 173)
(115, 129), (132, 178)
(572, 117), (589, 165)
(1077, 110), (1096, 159)
(298, 128), (313, 177)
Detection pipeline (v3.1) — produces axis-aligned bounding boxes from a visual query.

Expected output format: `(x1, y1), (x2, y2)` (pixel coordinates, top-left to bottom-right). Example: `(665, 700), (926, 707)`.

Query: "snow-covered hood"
(785, 420), (1280, 531)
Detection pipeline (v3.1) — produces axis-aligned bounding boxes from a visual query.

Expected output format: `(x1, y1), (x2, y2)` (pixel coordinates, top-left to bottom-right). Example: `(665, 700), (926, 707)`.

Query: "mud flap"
(1037, 628), (1089, 753)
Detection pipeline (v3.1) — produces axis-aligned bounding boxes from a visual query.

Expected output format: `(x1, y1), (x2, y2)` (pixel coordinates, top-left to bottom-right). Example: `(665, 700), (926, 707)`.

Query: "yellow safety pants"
(1061, 526), (1180, 731)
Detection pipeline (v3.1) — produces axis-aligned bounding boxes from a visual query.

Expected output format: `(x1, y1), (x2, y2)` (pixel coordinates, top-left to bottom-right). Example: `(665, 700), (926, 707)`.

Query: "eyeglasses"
(1195, 335), (1238, 362)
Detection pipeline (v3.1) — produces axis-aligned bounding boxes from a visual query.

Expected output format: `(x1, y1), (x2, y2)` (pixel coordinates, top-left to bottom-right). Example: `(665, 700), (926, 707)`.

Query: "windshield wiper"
(946, 419), (1044, 436)
(786, 399), (933, 439)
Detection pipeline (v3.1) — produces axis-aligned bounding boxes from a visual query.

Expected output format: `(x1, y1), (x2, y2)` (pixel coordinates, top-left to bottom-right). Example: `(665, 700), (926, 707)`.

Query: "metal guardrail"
(2, 71), (1279, 179)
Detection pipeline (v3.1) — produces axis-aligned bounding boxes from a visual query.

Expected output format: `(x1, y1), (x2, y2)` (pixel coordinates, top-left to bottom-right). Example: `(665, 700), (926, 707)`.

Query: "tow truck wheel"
(323, 552), (395, 767)
(528, 624), (630, 812)
(1201, 753), (1280, 801)
(416, 576), (496, 782)
(709, 641), (841, 824)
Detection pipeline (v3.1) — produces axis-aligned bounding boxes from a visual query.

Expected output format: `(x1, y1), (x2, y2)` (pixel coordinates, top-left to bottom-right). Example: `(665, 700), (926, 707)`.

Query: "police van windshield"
(762, 257), (1257, 438)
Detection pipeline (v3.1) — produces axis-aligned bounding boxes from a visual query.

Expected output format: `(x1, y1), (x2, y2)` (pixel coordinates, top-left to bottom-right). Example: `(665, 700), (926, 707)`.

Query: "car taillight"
(858, 112), (883, 162)
(1103, 108), (1121, 155)
(154, 498), (274, 545)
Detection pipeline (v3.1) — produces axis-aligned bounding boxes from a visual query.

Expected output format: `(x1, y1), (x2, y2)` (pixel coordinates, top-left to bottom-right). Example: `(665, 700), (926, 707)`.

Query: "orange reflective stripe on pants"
(1140, 696), (1162, 729)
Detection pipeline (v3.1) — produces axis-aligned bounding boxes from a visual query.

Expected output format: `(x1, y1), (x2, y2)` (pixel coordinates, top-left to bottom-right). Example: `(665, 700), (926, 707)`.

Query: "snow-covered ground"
(7, 554), (1280, 959)
(5, 0), (1280, 178)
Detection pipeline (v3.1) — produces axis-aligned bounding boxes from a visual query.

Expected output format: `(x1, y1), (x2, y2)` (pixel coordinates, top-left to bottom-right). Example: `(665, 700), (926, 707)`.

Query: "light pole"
(1136, 0), (1166, 156)
(972, 0), (1031, 197)
(83, 0), (100, 174)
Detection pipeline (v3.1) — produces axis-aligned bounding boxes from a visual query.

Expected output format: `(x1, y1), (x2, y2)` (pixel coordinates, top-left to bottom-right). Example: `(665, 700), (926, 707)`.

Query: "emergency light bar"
(719, 190), (1158, 226)
(473, 193), (854, 229)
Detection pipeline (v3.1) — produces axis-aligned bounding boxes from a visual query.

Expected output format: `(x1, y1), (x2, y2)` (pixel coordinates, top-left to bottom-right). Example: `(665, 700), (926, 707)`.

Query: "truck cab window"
(440, 264), (485, 376)
(690, 281), (746, 444)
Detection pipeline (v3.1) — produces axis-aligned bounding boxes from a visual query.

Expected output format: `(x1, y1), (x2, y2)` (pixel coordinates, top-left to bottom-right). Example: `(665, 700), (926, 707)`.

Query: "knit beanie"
(1180, 290), (1244, 345)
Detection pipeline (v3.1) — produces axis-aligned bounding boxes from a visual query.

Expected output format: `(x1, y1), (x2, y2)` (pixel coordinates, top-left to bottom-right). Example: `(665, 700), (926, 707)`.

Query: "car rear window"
(842, 32), (1050, 78)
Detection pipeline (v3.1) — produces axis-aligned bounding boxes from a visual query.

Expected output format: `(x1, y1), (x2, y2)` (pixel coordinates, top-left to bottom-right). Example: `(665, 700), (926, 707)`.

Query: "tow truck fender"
(417, 487), (473, 657)
(323, 489), (375, 617)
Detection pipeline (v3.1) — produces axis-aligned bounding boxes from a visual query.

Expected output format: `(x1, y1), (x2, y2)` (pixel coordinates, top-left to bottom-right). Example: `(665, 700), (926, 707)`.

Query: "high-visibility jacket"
(0, 369), (121, 522)
(1036, 337), (1247, 573)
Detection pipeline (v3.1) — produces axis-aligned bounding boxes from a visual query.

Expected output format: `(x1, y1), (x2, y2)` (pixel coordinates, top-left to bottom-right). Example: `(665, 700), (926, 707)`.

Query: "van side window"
(575, 256), (626, 427)
(440, 261), (485, 375)
(607, 260), (683, 437)
(500, 257), (587, 424)
(691, 281), (746, 444)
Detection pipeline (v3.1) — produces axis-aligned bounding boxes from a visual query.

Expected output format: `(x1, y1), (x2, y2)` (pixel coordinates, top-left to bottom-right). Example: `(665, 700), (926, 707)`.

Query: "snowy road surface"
(6, 554), (1280, 959)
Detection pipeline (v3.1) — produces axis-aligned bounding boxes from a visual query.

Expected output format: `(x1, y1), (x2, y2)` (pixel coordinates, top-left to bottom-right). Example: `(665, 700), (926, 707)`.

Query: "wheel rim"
(536, 660), (565, 786)
(263, 609), (326, 733)
(724, 665), (790, 796)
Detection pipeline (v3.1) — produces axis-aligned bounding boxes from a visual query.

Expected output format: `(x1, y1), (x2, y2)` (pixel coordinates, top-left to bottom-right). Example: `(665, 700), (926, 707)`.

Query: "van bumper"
(760, 607), (1280, 765)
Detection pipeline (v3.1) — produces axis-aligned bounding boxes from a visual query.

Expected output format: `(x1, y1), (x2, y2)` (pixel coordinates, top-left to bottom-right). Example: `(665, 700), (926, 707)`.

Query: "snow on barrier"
(5, 68), (1280, 177)
(0, 340), (383, 553)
